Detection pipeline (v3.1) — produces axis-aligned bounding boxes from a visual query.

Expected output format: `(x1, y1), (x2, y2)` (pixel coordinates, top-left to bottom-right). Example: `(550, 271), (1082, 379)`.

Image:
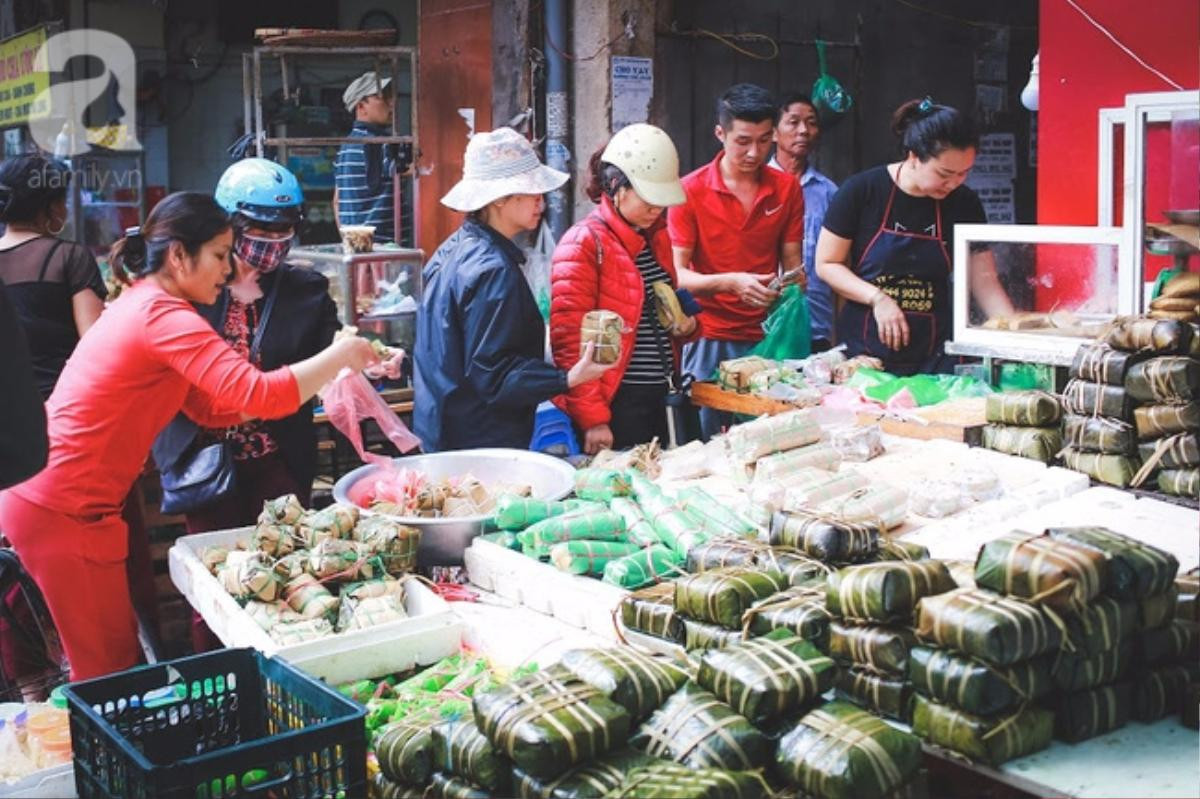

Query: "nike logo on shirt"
(764, 205), (782, 216)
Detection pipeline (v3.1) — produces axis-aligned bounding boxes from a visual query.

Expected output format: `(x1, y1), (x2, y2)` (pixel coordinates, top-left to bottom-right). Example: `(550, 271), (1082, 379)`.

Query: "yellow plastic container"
(35, 725), (71, 766)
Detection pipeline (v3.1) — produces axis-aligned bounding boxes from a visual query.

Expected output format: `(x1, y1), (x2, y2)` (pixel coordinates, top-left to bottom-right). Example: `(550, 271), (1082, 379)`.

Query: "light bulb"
(1020, 52), (1040, 112)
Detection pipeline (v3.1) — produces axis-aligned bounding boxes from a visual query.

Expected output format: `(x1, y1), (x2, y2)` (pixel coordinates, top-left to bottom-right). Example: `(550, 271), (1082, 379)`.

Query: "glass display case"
(948, 224), (1132, 365)
(289, 244), (424, 352)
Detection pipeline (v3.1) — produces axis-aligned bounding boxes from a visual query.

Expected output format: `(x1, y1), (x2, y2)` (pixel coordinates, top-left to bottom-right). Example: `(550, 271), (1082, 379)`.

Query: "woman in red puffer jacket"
(550, 124), (702, 453)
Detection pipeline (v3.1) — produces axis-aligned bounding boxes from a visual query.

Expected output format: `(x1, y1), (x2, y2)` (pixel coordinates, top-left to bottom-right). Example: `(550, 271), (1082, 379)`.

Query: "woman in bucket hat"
(549, 124), (702, 453)
(414, 127), (614, 452)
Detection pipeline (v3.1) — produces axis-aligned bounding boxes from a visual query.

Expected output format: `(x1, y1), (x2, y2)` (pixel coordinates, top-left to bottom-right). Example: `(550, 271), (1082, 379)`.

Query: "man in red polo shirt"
(669, 83), (805, 439)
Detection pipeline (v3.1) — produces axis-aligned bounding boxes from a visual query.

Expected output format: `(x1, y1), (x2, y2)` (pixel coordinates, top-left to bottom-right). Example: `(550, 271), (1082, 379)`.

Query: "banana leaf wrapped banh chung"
(755, 548), (832, 587)
(1138, 619), (1200, 666)
(336, 592), (406, 632)
(551, 540), (641, 576)
(984, 391), (1062, 426)
(1178, 574), (1200, 622)
(525, 511), (627, 550)
(826, 561), (956, 624)
(425, 772), (490, 799)
(678, 487), (758, 538)
(753, 444), (841, 483)
(828, 621), (915, 675)
(495, 496), (604, 531)
(973, 532), (1108, 611)
(834, 667), (914, 722)
(352, 515), (421, 574)
(686, 539), (762, 573)
(629, 681), (770, 771)
(1126, 357), (1200, 404)
(602, 546), (682, 590)
(1134, 402), (1200, 440)
(915, 588), (1061, 666)
(1062, 447), (1141, 488)
(674, 567), (789, 629)
(907, 646), (1052, 716)
(297, 503), (359, 548)
(573, 468), (633, 502)
(512, 748), (659, 799)
(876, 539), (932, 562)
(725, 410), (822, 462)
(1103, 317), (1194, 354)
(1060, 596), (1138, 656)
(619, 583), (684, 643)
(1051, 682), (1131, 743)
(743, 585), (831, 644)
(1061, 379), (1134, 420)
(251, 520), (297, 557)
(696, 630), (836, 724)
(1046, 526), (1178, 601)
(609, 498), (664, 548)
(259, 492), (306, 525)
(283, 572), (340, 619)
(774, 700), (923, 799)
(980, 424), (1063, 464)
(1130, 665), (1196, 722)
(1063, 414), (1137, 454)
(1158, 468), (1200, 497)
(1051, 642), (1132, 692)
(268, 617), (333, 645)
(218, 551), (283, 602)
(769, 511), (880, 563)
(817, 486), (909, 531)
(1070, 343), (1146, 385)
(377, 717), (438, 785)
(1139, 586), (1179, 629)
(944, 560), (976, 589)
(431, 718), (512, 793)
(373, 773), (424, 799)
(684, 619), (748, 651)
(561, 648), (689, 722)
(473, 664), (631, 780)
(605, 762), (769, 799)
(1138, 432), (1200, 469)
(308, 538), (384, 581)
(911, 695), (1053, 767)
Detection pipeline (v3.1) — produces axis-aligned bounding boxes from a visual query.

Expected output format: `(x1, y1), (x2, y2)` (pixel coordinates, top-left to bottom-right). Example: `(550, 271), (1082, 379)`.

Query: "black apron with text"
(836, 167), (954, 376)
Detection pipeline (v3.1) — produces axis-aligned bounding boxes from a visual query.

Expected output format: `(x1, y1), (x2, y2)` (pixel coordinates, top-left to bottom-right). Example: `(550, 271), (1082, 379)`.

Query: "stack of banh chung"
(825, 560), (955, 723)
(1104, 318), (1200, 498)
(1047, 527), (1197, 728)
(982, 391), (1063, 464)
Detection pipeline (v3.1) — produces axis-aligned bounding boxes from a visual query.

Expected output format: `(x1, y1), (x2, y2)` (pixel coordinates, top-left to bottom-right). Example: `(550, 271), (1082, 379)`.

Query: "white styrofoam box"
(464, 538), (630, 640)
(169, 527), (463, 684)
(0, 764), (74, 798)
(454, 599), (608, 671)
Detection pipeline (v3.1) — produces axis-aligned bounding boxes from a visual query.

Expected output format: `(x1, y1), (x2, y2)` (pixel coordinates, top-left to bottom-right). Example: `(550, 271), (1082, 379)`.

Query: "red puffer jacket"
(549, 195), (700, 431)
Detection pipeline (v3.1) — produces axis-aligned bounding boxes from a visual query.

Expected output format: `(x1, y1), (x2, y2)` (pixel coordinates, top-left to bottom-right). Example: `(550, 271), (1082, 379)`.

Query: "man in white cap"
(334, 71), (400, 244)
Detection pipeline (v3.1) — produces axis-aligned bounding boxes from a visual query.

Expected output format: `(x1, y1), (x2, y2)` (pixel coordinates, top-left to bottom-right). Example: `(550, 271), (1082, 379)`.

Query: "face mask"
(235, 231), (293, 273)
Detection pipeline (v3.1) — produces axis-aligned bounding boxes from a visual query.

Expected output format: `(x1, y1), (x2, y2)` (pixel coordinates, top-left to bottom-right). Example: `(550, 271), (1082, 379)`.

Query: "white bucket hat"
(601, 123), (686, 207)
(441, 127), (568, 212)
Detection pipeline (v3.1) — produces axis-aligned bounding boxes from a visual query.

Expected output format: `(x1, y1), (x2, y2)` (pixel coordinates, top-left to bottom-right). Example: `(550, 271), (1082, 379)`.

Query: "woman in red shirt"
(0, 192), (378, 680)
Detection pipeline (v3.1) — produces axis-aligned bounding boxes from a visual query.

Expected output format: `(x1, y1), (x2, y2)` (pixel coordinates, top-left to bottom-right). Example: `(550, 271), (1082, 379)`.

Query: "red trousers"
(0, 492), (139, 681)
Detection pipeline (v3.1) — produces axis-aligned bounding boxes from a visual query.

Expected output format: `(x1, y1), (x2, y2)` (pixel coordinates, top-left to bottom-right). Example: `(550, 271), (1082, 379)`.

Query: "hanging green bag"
(811, 40), (853, 127)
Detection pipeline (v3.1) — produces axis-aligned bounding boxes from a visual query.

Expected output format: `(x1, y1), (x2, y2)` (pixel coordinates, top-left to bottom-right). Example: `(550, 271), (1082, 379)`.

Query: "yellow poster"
(0, 26), (48, 126)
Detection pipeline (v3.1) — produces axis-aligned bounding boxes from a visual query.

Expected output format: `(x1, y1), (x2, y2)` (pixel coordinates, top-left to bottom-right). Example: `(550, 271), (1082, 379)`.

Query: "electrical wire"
(1060, 0), (1185, 91)
(685, 28), (780, 61)
(544, 26), (628, 62)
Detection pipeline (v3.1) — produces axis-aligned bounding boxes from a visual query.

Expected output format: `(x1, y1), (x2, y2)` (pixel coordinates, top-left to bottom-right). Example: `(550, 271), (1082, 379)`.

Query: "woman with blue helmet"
(157, 158), (341, 535)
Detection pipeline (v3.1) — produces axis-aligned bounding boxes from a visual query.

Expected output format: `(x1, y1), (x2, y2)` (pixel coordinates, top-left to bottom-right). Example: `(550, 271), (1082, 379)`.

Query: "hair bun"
(121, 228), (147, 272)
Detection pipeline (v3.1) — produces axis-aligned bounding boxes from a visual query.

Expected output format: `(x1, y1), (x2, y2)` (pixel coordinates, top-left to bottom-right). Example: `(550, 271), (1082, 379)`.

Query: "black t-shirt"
(0, 236), (107, 398)
(822, 165), (987, 270)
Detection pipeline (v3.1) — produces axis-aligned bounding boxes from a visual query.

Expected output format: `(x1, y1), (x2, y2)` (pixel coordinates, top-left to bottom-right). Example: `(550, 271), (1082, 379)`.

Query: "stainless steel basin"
(332, 448), (576, 566)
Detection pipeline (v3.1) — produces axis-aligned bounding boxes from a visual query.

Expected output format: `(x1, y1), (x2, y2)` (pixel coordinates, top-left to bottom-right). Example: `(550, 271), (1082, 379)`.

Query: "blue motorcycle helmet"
(214, 157), (305, 226)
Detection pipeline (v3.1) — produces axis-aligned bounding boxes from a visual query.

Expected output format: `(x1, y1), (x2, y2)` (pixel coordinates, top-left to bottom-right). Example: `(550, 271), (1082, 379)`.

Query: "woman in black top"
(0, 156), (106, 398)
(816, 99), (1013, 375)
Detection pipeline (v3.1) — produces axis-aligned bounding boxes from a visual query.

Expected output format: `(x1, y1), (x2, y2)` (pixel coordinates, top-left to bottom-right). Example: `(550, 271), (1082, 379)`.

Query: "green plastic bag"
(851, 369), (993, 407)
(749, 285), (812, 361)
(812, 40), (853, 127)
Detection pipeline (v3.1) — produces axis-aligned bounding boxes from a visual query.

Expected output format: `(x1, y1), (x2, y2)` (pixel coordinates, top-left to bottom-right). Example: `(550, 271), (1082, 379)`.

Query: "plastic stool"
(529, 401), (580, 456)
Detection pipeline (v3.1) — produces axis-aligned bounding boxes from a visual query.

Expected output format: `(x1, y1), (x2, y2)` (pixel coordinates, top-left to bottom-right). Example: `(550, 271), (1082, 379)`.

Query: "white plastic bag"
(521, 221), (556, 321)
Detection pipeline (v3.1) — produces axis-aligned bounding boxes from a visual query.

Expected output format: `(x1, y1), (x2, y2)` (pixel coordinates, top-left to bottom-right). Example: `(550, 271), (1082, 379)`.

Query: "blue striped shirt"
(335, 121), (398, 244)
(769, 157), (838, 342)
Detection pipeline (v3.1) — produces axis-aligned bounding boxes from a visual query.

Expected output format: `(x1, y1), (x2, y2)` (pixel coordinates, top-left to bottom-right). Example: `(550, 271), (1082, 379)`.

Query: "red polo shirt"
(668, 152), (804, 341)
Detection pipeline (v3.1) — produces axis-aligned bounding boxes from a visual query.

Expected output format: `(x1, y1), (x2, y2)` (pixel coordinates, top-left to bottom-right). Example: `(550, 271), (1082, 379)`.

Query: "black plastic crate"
(63, 648), (366, 799)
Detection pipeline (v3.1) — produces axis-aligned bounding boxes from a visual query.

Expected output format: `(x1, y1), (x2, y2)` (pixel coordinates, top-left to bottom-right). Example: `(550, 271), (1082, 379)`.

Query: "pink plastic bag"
(319, 367), (422, 466)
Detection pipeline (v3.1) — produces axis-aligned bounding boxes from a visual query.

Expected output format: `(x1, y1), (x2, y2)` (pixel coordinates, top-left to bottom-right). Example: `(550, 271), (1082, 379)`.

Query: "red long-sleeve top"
(10, 280), (301, 518)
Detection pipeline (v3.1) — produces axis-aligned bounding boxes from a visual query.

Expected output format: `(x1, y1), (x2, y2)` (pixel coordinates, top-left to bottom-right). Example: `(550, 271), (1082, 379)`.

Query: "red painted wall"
(1036, 0), (1199, 308)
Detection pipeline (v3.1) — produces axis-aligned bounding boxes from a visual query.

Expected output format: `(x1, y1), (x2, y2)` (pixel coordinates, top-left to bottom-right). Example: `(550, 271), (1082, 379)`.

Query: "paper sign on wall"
(973, 132), (1016, 180)
(611, 56), (652, 133)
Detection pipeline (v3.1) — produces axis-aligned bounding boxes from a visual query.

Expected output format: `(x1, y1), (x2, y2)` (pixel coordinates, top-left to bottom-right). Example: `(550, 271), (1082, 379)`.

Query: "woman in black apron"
(815, 98), (1013, 375)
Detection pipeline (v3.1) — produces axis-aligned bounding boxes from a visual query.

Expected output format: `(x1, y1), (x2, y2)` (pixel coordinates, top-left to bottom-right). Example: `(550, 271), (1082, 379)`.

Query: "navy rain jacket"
(414, 218), (567, 452)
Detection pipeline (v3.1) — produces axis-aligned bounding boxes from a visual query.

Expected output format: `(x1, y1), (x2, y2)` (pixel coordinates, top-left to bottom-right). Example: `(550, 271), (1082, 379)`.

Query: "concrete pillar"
(569, 0), (657, 221)
(492, 0), (531, 128)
